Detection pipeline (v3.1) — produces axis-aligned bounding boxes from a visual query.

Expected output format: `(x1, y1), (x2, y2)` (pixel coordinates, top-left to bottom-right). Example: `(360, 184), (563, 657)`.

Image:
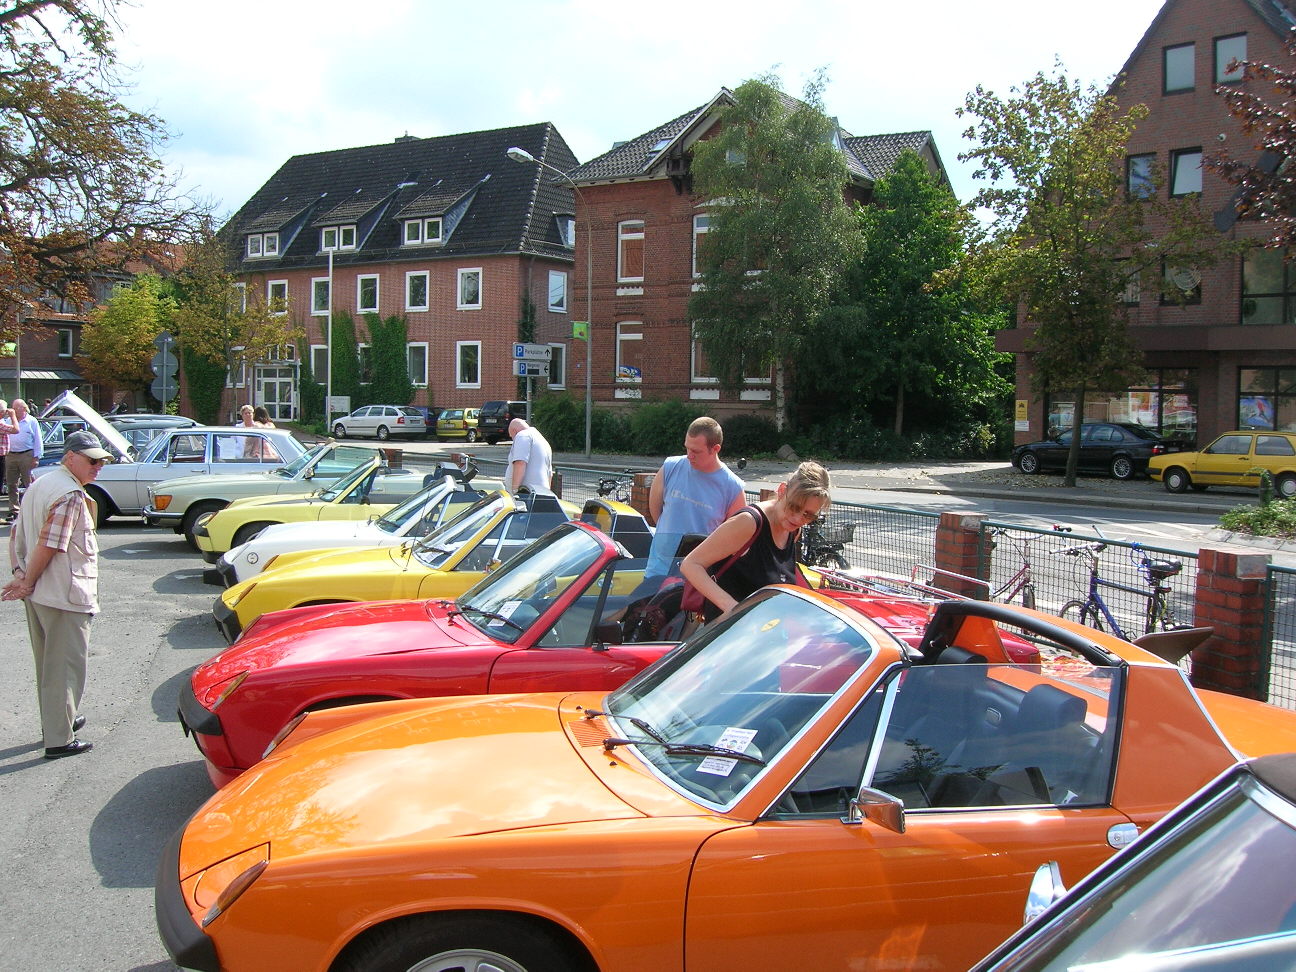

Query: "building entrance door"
(256, 365), (296, 421)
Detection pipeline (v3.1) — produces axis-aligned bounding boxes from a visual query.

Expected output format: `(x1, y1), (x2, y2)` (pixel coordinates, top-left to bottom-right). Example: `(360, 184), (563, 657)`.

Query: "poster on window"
(1240, 396), (1276, 429)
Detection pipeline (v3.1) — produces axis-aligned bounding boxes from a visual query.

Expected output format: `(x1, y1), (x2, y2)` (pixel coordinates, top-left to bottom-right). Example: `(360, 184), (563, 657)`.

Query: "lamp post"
(506, 146), (592, 457)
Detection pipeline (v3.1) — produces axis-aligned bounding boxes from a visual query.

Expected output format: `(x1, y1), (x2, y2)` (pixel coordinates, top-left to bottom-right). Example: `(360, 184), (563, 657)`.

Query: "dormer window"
(245, 232), (279, 258)
(403, 217), (444, 246)
(320, 225), (356, 251)
(558, 215), (575, 247)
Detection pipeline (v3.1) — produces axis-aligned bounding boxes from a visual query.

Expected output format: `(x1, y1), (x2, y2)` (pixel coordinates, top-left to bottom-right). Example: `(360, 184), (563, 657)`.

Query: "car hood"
(250, 542), (409, 581)
(43, 390), (133, 460)
(224, 493), (327, 510)
(198, 599), (476, 690)
(153, 471), (293, 494)
(238, 519), (386, 545)
(180, 695), (645, 868)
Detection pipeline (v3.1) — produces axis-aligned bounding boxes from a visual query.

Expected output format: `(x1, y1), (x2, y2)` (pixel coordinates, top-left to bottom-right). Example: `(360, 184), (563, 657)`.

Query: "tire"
(182, 500), (227, 551)
(812, 551), (850, 570)
(336, 914), (581, 972)
(1162, 467), (1191, 493)
(1060, 599), (1105, 632)
(1278, 473), (1296, 499)
(232, 521), (274, 548)
(333, 423), (347, 439)
(466, 428), (478, 442)
(1017, 452), (1040, 475)
(1110, 455), (1135, 480)
(85, 485), (113, 529)
(376, 425), (390, 441)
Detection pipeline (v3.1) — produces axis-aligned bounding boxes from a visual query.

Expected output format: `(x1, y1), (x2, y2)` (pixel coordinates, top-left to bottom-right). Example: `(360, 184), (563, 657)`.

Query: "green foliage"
(717, 414), (780, 456)
(78, 273), (174, 393)
(957, 64), (1225, 483)
(689, 73), (858, 428)
(1219, 497), (1296, 539)
(296, 338), (324, 423)
(794, 412), (1001, 462)
(365, 314), (414, 406)
(326, 310), (363, 407)
(532, 393), (585, 451)
(626, 400), (705, 456)
(181, 344), (225, 424)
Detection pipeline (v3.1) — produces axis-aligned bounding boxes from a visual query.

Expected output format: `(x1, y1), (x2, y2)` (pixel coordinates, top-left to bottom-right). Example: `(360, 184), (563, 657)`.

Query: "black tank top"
(712, 505), (799, 615)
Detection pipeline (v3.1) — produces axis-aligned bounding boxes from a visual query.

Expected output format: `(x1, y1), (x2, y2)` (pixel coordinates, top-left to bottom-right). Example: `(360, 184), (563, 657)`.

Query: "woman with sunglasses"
(680, 460), (831, 621)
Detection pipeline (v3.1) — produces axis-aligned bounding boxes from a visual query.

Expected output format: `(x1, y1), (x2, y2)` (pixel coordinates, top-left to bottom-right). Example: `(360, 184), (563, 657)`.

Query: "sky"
(109, 0), (1170, 220)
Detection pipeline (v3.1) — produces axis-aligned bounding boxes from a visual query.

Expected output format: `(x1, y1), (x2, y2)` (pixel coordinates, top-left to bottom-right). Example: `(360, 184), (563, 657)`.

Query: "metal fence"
(1265, 566), (1296, 709)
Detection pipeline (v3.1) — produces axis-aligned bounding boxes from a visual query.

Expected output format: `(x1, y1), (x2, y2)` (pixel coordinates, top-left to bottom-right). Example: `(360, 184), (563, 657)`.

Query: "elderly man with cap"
(3, 430), (110, 758)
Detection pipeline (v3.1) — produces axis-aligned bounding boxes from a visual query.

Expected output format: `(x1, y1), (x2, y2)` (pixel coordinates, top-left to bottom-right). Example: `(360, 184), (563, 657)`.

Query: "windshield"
(374, 479), (471, 535)
(1019, 776), (1296, 969)
(605, 588), (879, 808)
(452, 526), (609, 645)
(317, 460), (377, 502)
(277, 443), (329, 478)
(411, 493), (513, 569)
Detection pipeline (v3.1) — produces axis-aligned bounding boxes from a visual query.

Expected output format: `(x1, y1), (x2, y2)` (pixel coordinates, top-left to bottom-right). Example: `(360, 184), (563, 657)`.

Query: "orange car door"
(684, 664), (1132, 970)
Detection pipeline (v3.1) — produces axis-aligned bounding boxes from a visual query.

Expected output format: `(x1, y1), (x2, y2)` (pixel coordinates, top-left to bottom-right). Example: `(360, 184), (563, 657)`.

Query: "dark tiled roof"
(843, 131), (936, 182)
(1245, 0), (1296, 37)
(568, 88), (935, 186)
(224, 123), (577, 269)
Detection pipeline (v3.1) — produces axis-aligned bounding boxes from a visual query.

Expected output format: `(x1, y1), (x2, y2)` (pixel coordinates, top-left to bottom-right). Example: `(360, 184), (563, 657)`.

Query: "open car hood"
(42, 390), (133, 461)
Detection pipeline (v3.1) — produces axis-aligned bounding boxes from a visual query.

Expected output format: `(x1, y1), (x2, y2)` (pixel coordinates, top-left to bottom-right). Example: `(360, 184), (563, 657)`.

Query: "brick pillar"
(381, 447), (403, 468)
(933, 512), (988, 598)
(1192, 547), (1270, 699)
(632, 473), (655, 521)
(551, 471), (562, 497)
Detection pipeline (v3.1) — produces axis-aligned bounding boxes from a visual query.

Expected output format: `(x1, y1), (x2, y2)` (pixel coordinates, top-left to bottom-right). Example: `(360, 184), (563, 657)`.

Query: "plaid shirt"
(36, 491), (86, 552)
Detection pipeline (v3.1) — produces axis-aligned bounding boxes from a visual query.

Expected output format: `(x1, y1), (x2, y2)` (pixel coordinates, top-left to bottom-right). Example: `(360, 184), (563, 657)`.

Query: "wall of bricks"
(933, 512), (990, 598)
(1191, 546), (1270, 698)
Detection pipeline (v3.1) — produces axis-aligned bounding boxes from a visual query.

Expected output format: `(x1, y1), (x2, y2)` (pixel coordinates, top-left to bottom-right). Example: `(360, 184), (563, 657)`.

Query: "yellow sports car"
(213, 490), (585, 643)
(193, 457), (430, 560)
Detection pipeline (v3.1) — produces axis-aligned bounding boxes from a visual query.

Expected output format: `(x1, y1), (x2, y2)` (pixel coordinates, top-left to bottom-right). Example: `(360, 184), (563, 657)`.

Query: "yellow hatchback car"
(193, 457), (427, 560)
(1147, 430), (1296, 496)
(435, 407), (480, 442)
(213, 490), (582, 643)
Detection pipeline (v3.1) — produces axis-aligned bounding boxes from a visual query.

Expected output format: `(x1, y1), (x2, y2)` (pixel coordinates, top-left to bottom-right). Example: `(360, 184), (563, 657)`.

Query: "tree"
(811, 151), (1008, 438)
(0, 1), (202, 334)
(688, 73), (858, 430)
(77, 272), (172, 397)
(1206, 37), (1296, 243)
(366, 313), (414, 406)
(958, 66), (1222, 485)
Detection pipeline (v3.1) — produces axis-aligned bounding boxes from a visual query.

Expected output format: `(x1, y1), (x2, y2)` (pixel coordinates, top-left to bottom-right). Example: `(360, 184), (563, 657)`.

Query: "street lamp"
(506, 146), (593, 457)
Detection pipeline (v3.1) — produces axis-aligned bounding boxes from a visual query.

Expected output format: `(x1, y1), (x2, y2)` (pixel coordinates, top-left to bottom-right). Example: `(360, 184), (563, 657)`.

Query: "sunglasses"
(82, 456), (107, 466)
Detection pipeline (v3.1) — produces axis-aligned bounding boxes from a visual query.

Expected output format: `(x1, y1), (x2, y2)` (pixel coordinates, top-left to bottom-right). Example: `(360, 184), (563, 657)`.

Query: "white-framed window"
(310, 344), (327, 383)
(406, 271), (429, 312)
(232, 281), (247, 314)
(457, 268), (482, 309)
(226, 346), (247, 388)
(407, 342), (429, 387)
(690, 325), (716, 383)
(311, 277), (330, 316)
(617, 220), (645, 282)
(547, 343), (566, 389)
(616, 322), (643, 383)
(357, 274), (379, 313)
(57, 328), (74, 358)
(402, 217), (443, 246)
(456, 340), (481, 388)
(267, 280), (288, 315)
(320, 225), (356, 251)
(692, 213), (710, 277)
(548, 270), (567, 313)
(246, 232), (280, 258)
(558, 215), (575, 247)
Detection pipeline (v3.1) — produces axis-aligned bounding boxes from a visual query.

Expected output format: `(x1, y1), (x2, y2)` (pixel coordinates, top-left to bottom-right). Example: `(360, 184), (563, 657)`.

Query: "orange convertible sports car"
(156, 590), (1296, 972)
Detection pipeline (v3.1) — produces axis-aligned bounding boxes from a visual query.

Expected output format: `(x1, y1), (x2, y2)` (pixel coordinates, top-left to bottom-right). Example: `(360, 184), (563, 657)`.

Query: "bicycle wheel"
(1061, 599), (1105, 632)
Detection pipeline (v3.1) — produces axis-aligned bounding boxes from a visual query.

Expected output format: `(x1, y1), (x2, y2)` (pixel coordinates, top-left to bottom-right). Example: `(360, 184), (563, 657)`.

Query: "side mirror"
(841, 786), (905, 833)
(1023, 861), (1066, 924)
(594, 620), (622, 647)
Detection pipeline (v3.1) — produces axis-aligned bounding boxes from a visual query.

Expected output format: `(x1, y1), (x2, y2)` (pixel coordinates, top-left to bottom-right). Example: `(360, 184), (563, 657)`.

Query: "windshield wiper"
(448, 606), (524, 632)
(602, 734), (766, 765)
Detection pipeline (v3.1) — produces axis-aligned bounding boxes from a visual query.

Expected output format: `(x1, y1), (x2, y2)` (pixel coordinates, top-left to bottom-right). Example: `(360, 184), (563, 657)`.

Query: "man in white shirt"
(2, 398), (44, 520)
(506, 418), (553, 494)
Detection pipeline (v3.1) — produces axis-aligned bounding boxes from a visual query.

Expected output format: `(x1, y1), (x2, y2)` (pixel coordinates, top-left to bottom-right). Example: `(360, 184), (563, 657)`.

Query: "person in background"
(680, 461), (831, 620)
(0, 398), (11, 498)
(2, 399), (43, 521)
(3, 430), (112, 758)
(238, 404), (256, 428)
(252, 405), (275, 428)
(506, 417), (553, 494)
(644, 416), (746, 582)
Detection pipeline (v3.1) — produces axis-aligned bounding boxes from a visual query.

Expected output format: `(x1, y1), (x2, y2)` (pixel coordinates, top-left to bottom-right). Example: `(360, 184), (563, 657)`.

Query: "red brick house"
(1002, 0), (1296, 445)
(550, 90), (948, 417)
(220, 123), (575, 421)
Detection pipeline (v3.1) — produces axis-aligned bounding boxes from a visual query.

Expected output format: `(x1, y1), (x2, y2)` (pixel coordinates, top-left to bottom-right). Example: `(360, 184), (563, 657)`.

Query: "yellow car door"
(1193, 433), (1256, 486)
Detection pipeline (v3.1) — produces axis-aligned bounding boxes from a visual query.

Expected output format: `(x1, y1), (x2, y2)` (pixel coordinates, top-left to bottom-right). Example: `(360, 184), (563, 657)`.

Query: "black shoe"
(72, 714), (86, 731)
(44, 739), (92, 759)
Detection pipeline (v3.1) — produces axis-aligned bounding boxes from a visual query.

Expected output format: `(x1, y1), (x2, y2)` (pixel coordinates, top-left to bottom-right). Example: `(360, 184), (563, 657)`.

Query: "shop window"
(1239, 367), (1296, 430)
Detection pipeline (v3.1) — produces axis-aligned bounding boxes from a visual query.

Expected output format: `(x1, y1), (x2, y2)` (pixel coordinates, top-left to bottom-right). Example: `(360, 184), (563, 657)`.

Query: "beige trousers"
(24, 600), (92, 749)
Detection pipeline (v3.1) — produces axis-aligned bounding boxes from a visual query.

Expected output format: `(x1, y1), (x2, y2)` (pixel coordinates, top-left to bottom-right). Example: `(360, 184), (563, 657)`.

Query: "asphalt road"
(0, 446), (1274, 970)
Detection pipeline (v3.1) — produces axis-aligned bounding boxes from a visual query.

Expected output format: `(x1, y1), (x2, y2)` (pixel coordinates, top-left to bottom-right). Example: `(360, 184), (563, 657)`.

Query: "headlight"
(192, 844), (269, 927)
(153, 494), (173, 511)
(210, 671), (249, 710)
(224, 583), (255, 610)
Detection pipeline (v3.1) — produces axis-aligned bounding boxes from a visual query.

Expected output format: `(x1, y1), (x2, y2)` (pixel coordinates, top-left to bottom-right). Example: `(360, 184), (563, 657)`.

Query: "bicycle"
(596, 470), (633, 503)
(798, 516), (856, 570)
(1056, 536), (1188, 639)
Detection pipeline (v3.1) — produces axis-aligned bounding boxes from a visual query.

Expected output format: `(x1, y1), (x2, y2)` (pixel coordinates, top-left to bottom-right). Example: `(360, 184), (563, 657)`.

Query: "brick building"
(220, 123), (575, 421)
(1002, 0), (1296, 446)
(553, 90), (948, 416)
